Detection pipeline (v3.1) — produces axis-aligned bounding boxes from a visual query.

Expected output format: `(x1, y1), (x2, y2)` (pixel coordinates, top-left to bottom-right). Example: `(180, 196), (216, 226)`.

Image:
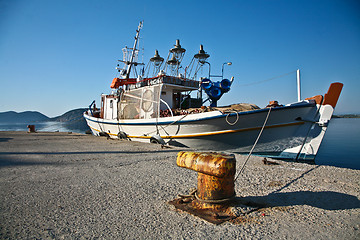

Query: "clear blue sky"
(1, 0), (359, 117)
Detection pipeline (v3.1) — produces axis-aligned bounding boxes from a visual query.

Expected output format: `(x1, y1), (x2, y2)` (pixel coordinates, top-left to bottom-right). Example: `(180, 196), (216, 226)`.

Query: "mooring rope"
(178, 189), (235, 203)
(194, 191), (236, 203)
(97, 118), (104, 133)
(143, 113), (189, 137)
(234, 107), (272, 182)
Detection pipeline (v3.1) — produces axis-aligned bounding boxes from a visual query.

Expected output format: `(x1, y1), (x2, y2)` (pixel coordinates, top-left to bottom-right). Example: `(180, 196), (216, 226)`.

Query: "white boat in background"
(84, 21), (343, 162)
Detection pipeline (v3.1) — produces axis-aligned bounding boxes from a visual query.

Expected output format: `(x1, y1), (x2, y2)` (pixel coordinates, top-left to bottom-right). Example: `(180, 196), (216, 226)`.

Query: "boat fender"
(99, 132), (110, 138)
(117, 131), (129, 140)
(150, 135), (165, 145)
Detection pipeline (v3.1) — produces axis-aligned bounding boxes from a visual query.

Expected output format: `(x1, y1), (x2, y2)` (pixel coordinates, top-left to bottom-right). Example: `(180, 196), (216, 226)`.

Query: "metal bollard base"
(168, 193), (236, 225)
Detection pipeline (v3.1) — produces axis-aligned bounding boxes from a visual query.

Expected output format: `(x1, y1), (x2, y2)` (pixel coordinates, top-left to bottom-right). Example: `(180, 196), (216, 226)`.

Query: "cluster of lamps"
(150, 39), (209, 72)
(149, 41), (232, 106)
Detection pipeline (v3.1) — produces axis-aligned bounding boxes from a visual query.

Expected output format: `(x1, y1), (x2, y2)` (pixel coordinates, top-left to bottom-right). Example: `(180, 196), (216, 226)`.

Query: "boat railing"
(111, 75), (200, 89)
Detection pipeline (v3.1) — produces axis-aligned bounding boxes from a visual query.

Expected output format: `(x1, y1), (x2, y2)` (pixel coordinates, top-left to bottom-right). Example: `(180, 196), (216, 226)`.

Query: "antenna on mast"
(125, 21), (143, 78)
(117, 21), (144, 79)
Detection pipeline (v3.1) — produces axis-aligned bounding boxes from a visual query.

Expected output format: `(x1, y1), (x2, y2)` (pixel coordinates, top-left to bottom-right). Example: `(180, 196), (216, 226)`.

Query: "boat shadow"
(234, 190), (360, 211)
(0, 138), (13, 142)
(0, 156), (59, 168)
(0, 149), (181, 168)
(0, 149), (182, 156)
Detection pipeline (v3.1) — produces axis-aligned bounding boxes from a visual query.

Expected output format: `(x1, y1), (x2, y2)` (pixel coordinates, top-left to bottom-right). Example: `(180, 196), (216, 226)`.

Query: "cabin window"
(161, 91), (166, 95)
(110, 100), (113, 108)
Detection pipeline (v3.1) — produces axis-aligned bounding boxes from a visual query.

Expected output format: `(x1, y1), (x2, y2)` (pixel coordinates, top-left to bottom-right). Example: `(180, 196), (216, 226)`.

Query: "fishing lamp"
(194, 45), (210, 64)
(167, 54), (179, 65)
(166, 54), (180, 73)
(170, 39), (186, 59)
(221, 62), (232, 79)
(150, 50), (164, 67)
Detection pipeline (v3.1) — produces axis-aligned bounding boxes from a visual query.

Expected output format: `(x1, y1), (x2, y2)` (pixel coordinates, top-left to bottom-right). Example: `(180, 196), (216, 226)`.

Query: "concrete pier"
(0, 131), (359, 239)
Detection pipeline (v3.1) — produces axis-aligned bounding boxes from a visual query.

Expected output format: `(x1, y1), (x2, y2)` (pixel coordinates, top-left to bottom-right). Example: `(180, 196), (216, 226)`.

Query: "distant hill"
(50, 108), (89, 132)
(0, 111), (50, 123)
(333, 114), (360, 118)
(0, 109), (89, 132)
(51, 108), (87, 122)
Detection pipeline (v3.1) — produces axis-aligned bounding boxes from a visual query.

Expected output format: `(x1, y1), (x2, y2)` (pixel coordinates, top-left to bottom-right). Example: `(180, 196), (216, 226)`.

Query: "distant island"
(0, 111), (49, 123)
(0, 108), (90, 132)
(50, 108), (89, 132)
(333, 114), (360, 118)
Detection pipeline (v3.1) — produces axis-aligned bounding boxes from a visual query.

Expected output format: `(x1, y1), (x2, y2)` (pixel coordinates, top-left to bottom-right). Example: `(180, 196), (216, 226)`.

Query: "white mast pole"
(126, 21), (143, 78)
(297, 69), (301, 102)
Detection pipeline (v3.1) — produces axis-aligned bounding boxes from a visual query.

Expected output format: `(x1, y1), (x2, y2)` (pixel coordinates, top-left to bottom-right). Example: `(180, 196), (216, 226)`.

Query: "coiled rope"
(225, 111), (239, 125)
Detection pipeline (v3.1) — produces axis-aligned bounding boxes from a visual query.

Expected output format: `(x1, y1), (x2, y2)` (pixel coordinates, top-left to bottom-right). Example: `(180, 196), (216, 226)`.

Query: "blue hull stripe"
(84, 102), (315, 126)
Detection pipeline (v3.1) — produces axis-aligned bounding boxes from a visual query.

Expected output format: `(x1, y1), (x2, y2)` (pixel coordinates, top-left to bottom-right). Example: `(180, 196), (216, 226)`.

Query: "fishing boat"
(84, 21), (343, 161)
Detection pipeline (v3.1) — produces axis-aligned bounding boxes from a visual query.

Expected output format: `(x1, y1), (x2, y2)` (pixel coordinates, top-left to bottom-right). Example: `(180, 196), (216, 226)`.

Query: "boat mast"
(125, 21), (143, 79)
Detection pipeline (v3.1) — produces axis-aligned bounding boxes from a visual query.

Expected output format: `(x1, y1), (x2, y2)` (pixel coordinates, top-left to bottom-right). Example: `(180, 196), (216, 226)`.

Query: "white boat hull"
(84, 100), (333, 161)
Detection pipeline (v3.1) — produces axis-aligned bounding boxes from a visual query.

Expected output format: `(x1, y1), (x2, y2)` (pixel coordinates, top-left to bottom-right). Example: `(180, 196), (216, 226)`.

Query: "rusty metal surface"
(176, 151), (236, 177)
(168, 197), (236, 225)
(197, 172), (235, 202)
(177, 151), (236, 201)
(168, 195), (268, 225)
(172, 151), (237, 223)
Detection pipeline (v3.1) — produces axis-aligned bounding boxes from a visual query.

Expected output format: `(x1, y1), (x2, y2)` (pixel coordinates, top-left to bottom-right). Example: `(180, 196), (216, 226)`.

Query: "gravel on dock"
(0, 131), (359, 239)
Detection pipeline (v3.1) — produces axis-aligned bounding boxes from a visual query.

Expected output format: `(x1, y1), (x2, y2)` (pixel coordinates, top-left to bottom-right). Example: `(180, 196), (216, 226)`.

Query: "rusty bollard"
(27, 125), (36, 133)
(169, 151), (236, 224)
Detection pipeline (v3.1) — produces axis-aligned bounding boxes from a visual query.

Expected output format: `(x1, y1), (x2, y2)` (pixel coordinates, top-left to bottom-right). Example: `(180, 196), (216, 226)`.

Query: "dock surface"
(0, 131), (359, 239)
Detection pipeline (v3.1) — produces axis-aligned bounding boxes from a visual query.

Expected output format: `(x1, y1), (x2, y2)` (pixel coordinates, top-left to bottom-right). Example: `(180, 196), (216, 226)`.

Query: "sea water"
(0, 118), (359, 169)
(0, 122), (83, 134)
(316, 118), (360, 170)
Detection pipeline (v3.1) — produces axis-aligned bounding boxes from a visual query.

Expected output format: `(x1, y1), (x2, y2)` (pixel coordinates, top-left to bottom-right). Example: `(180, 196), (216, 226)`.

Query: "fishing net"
(118, 85), (161, 119)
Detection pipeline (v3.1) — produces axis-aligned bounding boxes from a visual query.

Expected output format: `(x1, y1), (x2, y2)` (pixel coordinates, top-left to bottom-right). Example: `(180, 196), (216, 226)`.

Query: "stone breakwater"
(0, 131), (359, 239)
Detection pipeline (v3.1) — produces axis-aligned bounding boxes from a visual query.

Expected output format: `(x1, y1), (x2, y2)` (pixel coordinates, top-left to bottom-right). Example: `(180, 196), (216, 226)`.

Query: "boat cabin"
(99, 75), (201, 120)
